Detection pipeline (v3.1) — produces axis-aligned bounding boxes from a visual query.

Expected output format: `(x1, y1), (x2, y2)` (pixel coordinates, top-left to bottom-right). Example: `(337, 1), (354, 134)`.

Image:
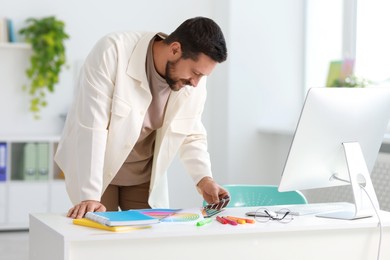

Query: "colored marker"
(196, 218), (213, 227)
(226, 216), (255, 224)
(221, 217), (237, 226)
(216, 216), (228, 224)
(225, 216), (246, 224)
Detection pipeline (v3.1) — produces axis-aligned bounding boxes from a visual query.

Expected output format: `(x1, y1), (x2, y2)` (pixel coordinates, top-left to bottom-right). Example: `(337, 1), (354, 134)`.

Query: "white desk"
(30, 205), (390, 260)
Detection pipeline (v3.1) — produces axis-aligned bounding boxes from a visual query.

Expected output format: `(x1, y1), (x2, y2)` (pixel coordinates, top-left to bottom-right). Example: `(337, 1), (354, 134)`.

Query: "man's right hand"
(67, 200), (106, 219)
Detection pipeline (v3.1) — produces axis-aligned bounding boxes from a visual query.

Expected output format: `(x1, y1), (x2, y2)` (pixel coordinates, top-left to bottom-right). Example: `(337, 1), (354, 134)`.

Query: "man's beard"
(165, 58), (191, 91)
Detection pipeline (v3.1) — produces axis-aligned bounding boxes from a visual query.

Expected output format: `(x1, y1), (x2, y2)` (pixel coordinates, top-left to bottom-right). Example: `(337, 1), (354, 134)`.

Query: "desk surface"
(30, 205), (390, 260)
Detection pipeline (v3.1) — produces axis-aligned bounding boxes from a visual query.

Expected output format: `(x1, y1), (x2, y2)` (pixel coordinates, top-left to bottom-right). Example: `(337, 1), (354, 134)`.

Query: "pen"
(221, 217), (237, 226)
(196, 218), (213, 227)
(226, 216), (255, 224)
(216, 216), (228, 224)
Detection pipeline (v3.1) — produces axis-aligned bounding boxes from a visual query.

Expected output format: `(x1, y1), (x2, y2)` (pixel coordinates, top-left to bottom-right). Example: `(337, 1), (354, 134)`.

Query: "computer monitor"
(278, 87), (390, 219)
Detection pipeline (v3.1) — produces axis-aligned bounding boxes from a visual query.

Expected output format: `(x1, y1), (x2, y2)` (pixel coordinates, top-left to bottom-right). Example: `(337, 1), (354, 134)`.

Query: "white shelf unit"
(0, 136), (71, 230)
(0, 41), (73, 230)
(0, 42), (31, 49)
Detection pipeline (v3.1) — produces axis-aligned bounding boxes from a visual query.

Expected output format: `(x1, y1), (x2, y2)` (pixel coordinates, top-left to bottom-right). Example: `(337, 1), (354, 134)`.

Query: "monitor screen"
(278, 87), (390, 219)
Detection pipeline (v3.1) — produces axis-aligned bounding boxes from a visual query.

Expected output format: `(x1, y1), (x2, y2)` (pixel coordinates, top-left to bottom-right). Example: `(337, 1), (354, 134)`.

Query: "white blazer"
(54, 31), (213, 208)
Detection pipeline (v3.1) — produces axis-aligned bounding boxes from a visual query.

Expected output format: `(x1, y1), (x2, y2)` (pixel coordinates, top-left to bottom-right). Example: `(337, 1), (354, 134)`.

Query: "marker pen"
(216, 216), (228, 224)
(196, 218), (213, 227)
(221, 217), (237, 226)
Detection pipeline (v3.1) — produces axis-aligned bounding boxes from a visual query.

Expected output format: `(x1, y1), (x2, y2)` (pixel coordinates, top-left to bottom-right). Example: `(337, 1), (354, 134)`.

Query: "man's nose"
(190, 77), (201, 87)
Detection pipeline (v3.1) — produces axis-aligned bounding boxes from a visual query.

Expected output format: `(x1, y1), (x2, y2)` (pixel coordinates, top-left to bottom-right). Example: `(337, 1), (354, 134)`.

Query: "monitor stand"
(316, 142), (380, 220)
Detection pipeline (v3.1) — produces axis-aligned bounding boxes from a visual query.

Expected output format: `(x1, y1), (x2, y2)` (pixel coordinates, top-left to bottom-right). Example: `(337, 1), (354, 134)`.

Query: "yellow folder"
(73, 218), (152, 232)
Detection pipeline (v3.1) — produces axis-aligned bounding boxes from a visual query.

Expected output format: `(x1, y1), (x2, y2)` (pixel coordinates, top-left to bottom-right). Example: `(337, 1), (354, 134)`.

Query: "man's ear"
(170, 42), (182, 57)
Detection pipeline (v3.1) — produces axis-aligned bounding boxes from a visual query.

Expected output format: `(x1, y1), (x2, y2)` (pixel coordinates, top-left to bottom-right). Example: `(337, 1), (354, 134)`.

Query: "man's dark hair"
(164, 17), (227, 63)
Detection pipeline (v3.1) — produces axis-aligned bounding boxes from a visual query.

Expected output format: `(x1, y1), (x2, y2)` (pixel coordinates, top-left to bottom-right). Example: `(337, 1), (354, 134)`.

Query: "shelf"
(259, 129), (390, 142)
(0, 45), (70, 230)
(258, 126), (295, 136)
(0, 136), (70, 230)
(0, 42), (31, 50)
(383, 134), (390, 144)
(0, 135), (60, 142)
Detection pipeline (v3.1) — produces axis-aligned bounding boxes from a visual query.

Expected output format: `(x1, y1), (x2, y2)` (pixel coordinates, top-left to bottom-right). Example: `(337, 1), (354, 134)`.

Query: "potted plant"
(19, 16), (69, 119)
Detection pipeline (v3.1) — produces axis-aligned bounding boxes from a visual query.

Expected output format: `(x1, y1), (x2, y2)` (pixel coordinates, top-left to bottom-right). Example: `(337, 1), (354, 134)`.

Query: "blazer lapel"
(126, 32), (158, 92)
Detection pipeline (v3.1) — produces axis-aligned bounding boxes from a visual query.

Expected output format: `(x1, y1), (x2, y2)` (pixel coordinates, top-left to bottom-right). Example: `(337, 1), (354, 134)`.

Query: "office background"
(1, 0), (389, 209)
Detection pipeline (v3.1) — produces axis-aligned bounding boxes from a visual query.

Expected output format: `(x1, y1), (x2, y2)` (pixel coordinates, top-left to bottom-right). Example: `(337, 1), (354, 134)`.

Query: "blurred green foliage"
(330, 75), (372, 88)
(19, 16), (69, 119)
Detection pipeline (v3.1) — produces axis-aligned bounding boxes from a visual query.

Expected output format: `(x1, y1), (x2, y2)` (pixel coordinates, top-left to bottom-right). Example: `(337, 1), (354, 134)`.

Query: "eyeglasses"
(253, 208), (293, 223)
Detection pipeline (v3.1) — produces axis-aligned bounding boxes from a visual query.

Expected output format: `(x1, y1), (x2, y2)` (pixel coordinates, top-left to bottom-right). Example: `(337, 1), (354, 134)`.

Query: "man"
(55, 17), (229, 219)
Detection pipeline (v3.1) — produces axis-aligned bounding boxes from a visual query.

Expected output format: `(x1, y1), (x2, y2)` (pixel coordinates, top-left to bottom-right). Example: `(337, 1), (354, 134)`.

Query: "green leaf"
(19, 16), (70, 119)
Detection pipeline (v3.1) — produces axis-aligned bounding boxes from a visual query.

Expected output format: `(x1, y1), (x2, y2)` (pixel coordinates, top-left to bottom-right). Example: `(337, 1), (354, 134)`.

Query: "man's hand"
(197, 177), (229, 205)
(67, 200), (106, 219)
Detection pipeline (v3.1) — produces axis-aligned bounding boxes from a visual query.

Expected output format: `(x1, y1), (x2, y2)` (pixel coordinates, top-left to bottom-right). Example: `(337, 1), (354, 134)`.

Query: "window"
(305, 0), (390, 92)
(355, 0), (390, 86)
(304, 0), (345, 93)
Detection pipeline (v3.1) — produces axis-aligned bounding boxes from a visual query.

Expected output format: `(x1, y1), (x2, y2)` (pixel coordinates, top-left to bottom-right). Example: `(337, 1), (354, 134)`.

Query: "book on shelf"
(23, 143), (37, 181)
(7, 19), (16, 43)
(73, 218), (152, 232)
(85, 210), (160, 226)
(0, 143), (6, 181)
(22, 142), (49, 181)
(0, 18), (17, 43)
(0, 17), (9, 43)
(36, 143), (49, 180)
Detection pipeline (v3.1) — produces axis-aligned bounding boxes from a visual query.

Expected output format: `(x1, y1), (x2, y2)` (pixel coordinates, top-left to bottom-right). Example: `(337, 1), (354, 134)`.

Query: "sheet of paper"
(159, 208), (204, 225)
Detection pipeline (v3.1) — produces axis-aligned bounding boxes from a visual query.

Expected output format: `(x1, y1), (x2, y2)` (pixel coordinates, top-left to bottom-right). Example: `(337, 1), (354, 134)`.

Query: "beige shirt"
(111, 35), (170, 186)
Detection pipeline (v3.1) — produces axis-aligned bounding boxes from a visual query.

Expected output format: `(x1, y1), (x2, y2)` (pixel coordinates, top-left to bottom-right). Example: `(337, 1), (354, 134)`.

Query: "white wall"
(0, 0), (306, 208)
(225, 0), (305, 184)
(0, 0), (216, 136)
(169, 0), (306, 207)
